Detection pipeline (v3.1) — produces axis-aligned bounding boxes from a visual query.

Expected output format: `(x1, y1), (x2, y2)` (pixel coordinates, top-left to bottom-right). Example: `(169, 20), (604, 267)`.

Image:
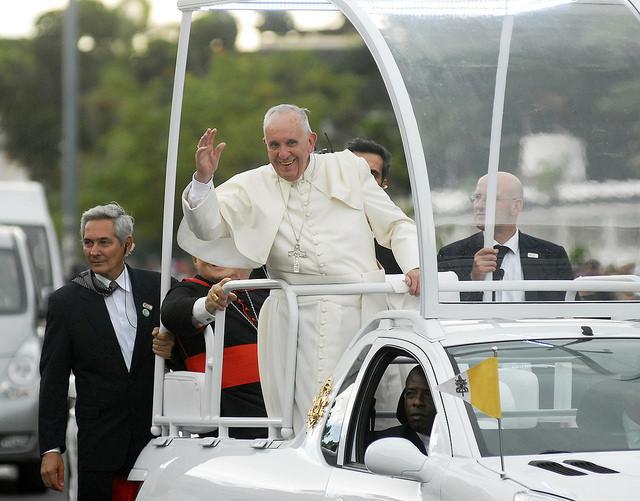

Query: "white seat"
(163, 371), (207, 432)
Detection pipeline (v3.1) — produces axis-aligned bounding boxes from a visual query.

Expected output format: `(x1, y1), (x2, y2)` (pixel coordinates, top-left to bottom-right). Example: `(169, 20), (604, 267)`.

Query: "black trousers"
(77, 438), (139, 501)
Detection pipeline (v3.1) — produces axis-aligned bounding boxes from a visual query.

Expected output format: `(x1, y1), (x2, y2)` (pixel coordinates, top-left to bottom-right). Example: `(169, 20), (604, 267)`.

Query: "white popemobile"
(127, 1), (640, 500)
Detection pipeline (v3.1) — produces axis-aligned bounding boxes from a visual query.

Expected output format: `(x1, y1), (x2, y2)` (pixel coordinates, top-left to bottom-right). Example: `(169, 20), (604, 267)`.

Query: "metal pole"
(492, 346), (506, 479)
(151, 10), (193, 436)
(483, 15), (514, 301)
(61, 0), (78, 277)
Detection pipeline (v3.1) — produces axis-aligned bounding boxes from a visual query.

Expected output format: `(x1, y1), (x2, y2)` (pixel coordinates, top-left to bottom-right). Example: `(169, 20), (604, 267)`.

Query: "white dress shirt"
(417, 431), (430, 453)
(95, 268), (137, 370)
(494, 230), (524, 302)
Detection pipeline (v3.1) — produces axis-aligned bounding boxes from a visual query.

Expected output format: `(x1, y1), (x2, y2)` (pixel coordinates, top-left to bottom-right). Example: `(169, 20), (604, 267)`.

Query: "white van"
(0, 181), (64, 302)
(0, 225), (45, 491)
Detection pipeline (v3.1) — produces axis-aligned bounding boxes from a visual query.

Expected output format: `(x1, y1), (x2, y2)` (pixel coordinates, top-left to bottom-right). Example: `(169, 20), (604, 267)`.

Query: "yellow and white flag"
(437, 357), (502, 419)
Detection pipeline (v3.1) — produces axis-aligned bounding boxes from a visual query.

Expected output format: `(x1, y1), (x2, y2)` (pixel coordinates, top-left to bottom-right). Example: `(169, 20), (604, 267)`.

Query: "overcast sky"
(1, 1), (179, 38)
(2, 1), (342, 42)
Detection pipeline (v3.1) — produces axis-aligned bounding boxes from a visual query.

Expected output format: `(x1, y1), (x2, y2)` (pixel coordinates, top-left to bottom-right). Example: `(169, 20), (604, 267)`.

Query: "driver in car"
(370, 365), (436, 455)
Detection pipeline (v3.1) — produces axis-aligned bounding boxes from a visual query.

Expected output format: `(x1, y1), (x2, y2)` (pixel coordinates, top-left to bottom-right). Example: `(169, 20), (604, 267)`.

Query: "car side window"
(344, 348), (433, 467)
(320, 347), (369, 466)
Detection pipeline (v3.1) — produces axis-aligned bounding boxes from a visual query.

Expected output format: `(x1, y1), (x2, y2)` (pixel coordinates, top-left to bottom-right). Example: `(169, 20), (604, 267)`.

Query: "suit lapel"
(128, 267), (154, 373)
(519, 232), (538, 280)
(518, 232), (540, 301)
(76, 285), (130, 374)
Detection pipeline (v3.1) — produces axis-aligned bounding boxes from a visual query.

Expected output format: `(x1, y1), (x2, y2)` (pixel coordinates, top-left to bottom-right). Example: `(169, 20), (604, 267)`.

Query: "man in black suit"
(438, 172), (574, 301)
(39, 203), (174, 500)
(161, 257), (268, 438)
(346, 137), (403, 275)
(371, 366), (436, 455)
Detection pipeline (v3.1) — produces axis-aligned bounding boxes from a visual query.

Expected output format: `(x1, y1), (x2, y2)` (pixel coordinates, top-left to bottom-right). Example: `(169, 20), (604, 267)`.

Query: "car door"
(323, 336), (448, 501)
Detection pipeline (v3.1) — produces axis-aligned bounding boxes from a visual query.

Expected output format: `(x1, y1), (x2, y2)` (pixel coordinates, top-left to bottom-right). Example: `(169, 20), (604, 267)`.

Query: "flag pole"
(493, 346), (506, 479)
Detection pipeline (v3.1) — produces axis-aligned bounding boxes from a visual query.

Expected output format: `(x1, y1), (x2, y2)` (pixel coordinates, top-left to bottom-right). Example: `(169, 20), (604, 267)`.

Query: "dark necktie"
(492, 245), (509, 301)
(493, 245), (509, 280)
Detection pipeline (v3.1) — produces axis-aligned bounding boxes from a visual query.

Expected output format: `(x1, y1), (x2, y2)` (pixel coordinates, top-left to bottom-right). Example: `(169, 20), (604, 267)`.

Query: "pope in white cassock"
(178, 104), (420, 431)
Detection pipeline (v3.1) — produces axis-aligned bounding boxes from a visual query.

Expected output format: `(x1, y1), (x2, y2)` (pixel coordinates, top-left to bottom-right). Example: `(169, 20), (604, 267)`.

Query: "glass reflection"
(363, 0), (640, 301)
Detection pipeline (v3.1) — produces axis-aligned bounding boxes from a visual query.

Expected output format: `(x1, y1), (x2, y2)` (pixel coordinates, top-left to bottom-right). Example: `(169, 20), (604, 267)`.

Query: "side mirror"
(365, 437), (434, 482)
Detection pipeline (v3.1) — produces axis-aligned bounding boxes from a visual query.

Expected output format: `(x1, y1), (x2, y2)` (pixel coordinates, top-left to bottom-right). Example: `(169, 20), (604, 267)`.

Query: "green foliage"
(258, 12), (294, 35)
(0, 3), (400, 260)
(188, 12), (238, 75)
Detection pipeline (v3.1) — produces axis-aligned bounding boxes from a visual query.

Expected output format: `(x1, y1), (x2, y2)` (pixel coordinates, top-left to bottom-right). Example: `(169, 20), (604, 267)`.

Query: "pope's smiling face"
(264, 110), (317, 182)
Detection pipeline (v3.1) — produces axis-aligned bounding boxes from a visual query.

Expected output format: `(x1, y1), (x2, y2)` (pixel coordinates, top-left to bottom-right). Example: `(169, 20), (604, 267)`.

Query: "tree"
(258, 12), (294, 35)
(0, 0), (141, 191)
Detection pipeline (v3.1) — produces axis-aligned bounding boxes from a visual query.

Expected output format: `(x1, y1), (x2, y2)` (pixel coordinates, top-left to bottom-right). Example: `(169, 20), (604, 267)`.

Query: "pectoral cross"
(288, 243), (307, 273)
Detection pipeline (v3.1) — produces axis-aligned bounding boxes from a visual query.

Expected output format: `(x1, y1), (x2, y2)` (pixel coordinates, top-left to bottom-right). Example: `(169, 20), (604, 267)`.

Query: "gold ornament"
(306, 376), (333, 429)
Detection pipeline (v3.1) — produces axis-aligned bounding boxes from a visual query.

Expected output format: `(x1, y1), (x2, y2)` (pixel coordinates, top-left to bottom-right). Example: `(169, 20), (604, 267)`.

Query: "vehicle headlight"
(514, 491), (573, 501)
(1, 337), (40, 398)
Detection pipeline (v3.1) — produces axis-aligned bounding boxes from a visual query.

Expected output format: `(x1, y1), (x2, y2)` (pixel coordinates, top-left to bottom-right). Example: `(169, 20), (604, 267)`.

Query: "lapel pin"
(527, 252), (539, 258)
(142, 302), (153, 317)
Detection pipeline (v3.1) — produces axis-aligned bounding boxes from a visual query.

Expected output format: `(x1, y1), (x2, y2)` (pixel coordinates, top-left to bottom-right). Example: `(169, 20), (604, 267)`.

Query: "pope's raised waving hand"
(195, 127), (226, 183)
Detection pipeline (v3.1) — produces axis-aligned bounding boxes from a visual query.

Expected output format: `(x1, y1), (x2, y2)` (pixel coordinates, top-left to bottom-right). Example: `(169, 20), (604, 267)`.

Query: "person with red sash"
(161, 257), (268, 438)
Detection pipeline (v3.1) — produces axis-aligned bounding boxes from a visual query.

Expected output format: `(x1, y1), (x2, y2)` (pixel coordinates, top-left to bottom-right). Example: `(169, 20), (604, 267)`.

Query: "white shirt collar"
(95, 266), (131, 293)
(416, 431), (430, 451)
(493, 228), (519, 255)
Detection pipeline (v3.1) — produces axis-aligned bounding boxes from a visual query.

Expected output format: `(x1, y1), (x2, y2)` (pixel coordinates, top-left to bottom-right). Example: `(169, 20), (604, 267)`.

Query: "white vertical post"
(152, 10), (193, 436)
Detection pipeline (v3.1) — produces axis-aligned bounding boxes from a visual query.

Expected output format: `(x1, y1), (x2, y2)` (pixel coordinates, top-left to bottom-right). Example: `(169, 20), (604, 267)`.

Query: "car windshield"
(447, 337), (640, 455)
(0, 248), (27, 314)
(363, 0), (640, 301)
(18, 224), (53, 291)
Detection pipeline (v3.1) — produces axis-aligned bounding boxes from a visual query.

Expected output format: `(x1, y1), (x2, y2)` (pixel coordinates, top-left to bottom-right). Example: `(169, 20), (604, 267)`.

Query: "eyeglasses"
(469, 194), (521, 203)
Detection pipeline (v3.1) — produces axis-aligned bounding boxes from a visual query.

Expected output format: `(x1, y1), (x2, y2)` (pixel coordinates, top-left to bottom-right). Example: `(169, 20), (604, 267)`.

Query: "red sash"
(183, 277), (211, 288)
(184, 344), (260, 388)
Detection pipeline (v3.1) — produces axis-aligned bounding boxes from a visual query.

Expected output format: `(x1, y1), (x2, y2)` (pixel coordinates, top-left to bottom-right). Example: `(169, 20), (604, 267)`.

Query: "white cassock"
(178, 150), (419, 431)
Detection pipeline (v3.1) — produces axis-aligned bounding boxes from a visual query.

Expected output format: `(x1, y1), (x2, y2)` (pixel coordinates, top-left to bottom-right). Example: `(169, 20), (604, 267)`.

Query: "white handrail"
(200, 279), (298, 439)
(438, 278), (640, 293)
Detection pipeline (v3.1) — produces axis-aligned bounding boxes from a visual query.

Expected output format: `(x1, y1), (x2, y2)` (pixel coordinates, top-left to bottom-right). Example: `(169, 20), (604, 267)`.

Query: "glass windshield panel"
(362, 0), (640, 302)
(447, 338), (640, 455)
(18, 225), (52, 290)
(0, 248), (27, 314)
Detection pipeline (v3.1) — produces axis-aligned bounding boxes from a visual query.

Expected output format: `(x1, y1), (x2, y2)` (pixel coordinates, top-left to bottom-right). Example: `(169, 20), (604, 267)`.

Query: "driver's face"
(404, 371), (436, 435)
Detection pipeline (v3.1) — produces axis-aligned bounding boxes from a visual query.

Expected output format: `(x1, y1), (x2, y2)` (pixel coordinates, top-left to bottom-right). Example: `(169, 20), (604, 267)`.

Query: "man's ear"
(124, 237), (134, 256)
(512, 198), (524, 216)
(308, 131), (318, 152)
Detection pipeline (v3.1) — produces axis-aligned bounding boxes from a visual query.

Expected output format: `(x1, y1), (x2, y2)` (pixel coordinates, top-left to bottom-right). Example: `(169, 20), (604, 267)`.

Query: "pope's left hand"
(405, 268), (421, 296)
(152, 327), (175, 359)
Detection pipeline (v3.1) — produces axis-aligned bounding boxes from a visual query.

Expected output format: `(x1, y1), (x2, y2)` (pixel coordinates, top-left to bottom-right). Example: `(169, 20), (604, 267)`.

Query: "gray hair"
(263, 104), (312, 135)
(79, 202), (134, 244)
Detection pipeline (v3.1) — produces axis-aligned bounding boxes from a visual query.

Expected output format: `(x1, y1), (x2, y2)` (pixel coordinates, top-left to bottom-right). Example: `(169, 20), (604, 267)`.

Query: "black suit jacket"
(437, 231), (575, 301)
(375, 240), (402, 275)
(39, 266), (164, 473)
(372, 424), (427, 455)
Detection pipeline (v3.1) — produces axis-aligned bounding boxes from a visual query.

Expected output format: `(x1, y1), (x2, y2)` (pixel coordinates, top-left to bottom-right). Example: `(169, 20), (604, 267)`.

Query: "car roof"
(0, 225), (23, 250)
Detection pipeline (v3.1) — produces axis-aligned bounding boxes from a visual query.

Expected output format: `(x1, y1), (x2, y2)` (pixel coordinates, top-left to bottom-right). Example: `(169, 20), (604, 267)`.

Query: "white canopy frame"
(152, 0), (640, 436)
